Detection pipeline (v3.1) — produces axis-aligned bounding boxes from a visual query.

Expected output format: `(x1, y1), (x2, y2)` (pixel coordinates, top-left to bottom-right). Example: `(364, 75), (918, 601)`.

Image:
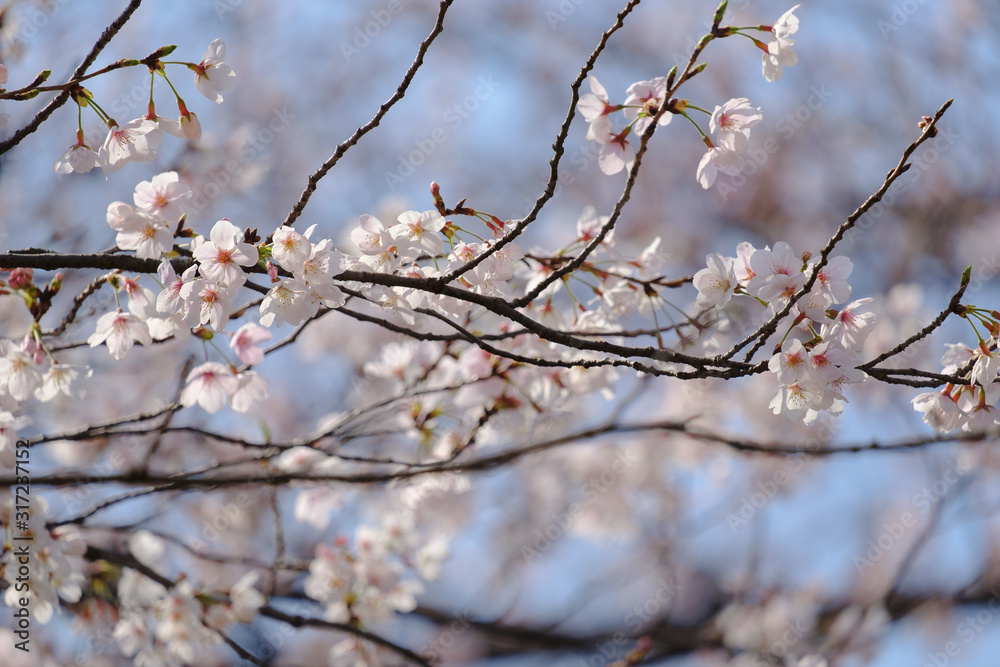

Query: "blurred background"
(2, 0), (1000, 665)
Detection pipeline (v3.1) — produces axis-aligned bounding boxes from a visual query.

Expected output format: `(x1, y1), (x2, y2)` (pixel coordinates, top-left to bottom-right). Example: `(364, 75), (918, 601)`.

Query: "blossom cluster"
(111, 530), (264, 665)
(1, 3), (984, 666)
(0, 330), (91, 464)
(693, 241), (876, 423)
(53, 39), (236, 176)
(302, 515), (448, 666)
(912, 335), (1000, 433)
(577, 5), (800, 187)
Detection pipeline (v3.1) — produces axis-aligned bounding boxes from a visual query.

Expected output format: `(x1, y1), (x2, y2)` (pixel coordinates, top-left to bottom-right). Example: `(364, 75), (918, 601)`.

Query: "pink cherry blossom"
(295, 487), (343, 530)
(34, 364), (90, 402)
(88, 310), (151, 360)
(230, 370), (268, 413)
(156, 259), (199, 317)
(230, 323), (272, 365)
(181, 278), (233, 331)
(351, 214), (392, 255)
(746, 242), (806, 303)
(229, 572), (265, 624)
(191, 219), (259, 288)
(709, 98), (763, 152)
(180, 362), (238, 413)
(0, 341), (43, 401)
(54, 131), (100, 174)
(99, 118), (161, 175)
(773, 4), (801, 41)
(133, 171), (192, 223)
(768, 339), (810, 385)
(813, 255), (854, 304)
(106, 204), (173, 259)
(970, 341), (1000, 388)
(763, 37), (799, 82)
(271, 225), (311, 273)
(696, 144), (743, 189)
(390, 209), (447, 259)
(596, 127), (635, 176)
(623, 76), (671, 134)
(693, 254), (738, 310)
(577, 75), (615, 141)
(159, 100), (202, 141)
(259, 278), (311, 327)
(825, 298), (876, 352)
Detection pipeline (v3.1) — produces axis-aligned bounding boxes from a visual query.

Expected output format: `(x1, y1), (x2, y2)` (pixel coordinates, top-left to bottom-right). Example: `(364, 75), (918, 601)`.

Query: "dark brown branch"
(278, 0), (456, 233)
(721, 99), (955, 364)
(860, 270), (969, 371)
(507, 1), (720, 308)
(8, 422), (1000, 491)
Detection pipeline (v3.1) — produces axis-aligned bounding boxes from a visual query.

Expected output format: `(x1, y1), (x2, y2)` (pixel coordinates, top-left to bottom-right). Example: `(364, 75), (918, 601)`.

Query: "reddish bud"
(9, 267), (33, 290)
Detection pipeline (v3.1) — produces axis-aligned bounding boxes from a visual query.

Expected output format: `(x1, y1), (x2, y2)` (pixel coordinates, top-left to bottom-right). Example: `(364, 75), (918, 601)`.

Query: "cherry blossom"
(390, 209), (447, 259)
(825, 298), (876, 352)
(1, 499), (86, 625)
(773, 4), (802, 41)
(760, 6), (801, 82)
(34, 364), (91, 402)
(0, 5), (986, 665)
(54, 131), (100, 174)
(106, 202), (174, 259)
(971, 342), (1000, 387)
(192, 38), (237, 103)
(696, 143), (743, 189)
(159, 100), (202, 141)
(227, 572), (265, 624)
(769, 338), (810, 385)
(99, 118), (162, 175)
(259, 278), (312, 327)
(709, 98), (763, 152)
(230, 323), (272, 365)
(181, 278), (232, 331)
(133, 171), (193, 223)
(693, 253), (738, 310)
(0, 340), (43, 401)
(88, 310), (151, 360)
(180, 361), (239, 413)
(271, 225), (312, 273)
(230, 370), (268, 412)
(156, 259), (199, 317)
(596, 126), (635, 176)
(191, 218), (259, 288)
(746, 241), (806, 303)
(351, 214), (392, 255)
(576, 205), (613, 245)
(960, 382), (1000, 432)
(295, 487), (344, 530)
(623, 76), (671, 133)
(577, 75), (616, 141)
(763, 37), (799, 83)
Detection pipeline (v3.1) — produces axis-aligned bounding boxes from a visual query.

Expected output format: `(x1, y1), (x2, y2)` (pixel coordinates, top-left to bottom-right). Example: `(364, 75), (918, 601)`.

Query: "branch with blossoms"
(1, 19), (236, 175)
(1, 0), (997, 665)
